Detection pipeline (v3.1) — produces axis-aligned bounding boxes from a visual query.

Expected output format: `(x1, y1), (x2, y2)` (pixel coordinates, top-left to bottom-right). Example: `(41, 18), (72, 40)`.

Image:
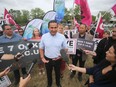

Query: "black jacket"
(93, 37), (116, 64)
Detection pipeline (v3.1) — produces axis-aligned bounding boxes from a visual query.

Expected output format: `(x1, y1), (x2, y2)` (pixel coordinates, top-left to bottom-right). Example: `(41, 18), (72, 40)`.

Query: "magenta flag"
(74, 17), (80, 29)
(4, 8), (20, 29)
(80, 0), (92, 26)
(112, 4), (116, 15)
(95, 14), (104, 38)
(75, 0), (80, 5)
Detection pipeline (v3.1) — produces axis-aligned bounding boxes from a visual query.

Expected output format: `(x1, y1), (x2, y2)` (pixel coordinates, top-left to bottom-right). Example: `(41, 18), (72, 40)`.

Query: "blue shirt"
(39, 32), (67, 58)
(0, 33), (22, 43)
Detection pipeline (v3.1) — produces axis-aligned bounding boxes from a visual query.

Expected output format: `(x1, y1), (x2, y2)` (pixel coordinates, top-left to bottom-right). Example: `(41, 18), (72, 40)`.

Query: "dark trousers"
(71, 50), (85, 76)
(13, 67), (27, 83)
(45, 57), (61, 86)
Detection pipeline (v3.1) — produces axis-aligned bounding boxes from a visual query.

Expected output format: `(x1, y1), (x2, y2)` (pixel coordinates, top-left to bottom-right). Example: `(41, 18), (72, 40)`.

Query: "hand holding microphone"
(60, 49), (69, 65)
(23, 59), (37, 79)
(60, 49), (73, 72)
(14, 43), (33, 61)
(27, 59), (37, 74)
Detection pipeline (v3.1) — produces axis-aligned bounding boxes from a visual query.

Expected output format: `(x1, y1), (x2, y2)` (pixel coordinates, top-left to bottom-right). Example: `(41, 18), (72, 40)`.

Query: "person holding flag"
(93, 27), (116, 64)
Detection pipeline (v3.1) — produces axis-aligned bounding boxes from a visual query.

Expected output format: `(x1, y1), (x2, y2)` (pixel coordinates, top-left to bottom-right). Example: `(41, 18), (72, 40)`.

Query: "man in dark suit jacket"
(70, 24), (93, 81)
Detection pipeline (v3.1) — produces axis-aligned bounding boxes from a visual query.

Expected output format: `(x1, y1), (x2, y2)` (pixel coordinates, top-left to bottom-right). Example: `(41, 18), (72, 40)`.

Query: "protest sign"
(77, 39), (95, 51)
(0, 40), (40, 71)
(67, 39), (77, 54)
(0, 75), (11, 87)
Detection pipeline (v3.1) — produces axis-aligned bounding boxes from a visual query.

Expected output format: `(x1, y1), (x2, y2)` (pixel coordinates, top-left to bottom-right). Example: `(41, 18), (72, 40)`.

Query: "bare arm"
(69, 64), (86, 73)
(0, 67), (10, 77)
(83, 50), (96, 56)
(1, 54), (14, 60)
(19, 74), (31, 87)
(39, 49), (49, 63)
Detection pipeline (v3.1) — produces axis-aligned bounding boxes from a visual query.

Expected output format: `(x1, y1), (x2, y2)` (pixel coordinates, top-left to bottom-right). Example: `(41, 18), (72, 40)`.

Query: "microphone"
(22, 59), (37, 79)
(27, 59), (37, 74)
(14, 43), (33, 61)
(60, 49), (69, 65)
(60, 49), (73, 72)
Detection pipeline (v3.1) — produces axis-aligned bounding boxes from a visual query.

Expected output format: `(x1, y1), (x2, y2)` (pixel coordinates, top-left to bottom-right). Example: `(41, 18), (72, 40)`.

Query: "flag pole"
(70, 0), (75, 29)
(101, 9), (111, 18)
(101, 2), (116, 18)
(90, 3), (116, 38)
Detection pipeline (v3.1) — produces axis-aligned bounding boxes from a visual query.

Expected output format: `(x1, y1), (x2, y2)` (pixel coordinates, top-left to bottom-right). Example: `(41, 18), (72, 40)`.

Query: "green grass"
(8, 55), (94, 87)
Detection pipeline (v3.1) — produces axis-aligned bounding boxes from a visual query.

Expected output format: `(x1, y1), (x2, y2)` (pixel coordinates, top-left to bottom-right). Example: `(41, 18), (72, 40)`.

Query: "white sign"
(64, 29), (77, 38)
(0, 75), (11, 87)
(67, 39), (77, 54)
(70, 29), (77, 37)
(93, 38), (101, 51)
(0, 19), (6, 31)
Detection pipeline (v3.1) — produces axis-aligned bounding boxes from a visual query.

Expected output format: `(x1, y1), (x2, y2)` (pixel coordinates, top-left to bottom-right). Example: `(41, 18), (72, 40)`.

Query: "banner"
(67, 39), (77, 54)
(0, 40), (40, 70)
(93, 38), (101, 51)
(41, 11), (57, 35)
(23, 19), (43, 39)
(54, 0), (65, 23)
(77, 39), (95, 51)
(95, 13), (104, 38)
(64, 30), (77, 38)
(112, 4), (116, 15)
(4, 8), (20, 29)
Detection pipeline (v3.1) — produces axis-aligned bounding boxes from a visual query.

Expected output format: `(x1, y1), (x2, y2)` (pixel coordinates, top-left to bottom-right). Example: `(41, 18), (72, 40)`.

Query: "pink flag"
(112, 4), (116, 15)
(74, 17), (80, 29)
(4, 8), (20, 29)
(95, 14), (104, 38)
(80, 0), (92, 26)
(75, 0), (80, 5)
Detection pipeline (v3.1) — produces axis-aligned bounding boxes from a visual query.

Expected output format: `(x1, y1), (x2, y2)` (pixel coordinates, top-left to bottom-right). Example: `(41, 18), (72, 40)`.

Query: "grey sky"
(0, 0), (116, 16)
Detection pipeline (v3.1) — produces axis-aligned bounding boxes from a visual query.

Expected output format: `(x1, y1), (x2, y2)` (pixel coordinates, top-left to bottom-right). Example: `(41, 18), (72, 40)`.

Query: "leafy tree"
(30, 8), (45, 19)
(21, 10), (30, 25)
(100, 11), (112, 23)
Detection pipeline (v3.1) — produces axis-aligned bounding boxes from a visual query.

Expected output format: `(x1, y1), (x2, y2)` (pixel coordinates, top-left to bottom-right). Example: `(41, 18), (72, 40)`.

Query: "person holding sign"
(70, 24), (93, 81)
(39, 20), (67, 87)
(69, 44), (116, 87)
(93, 27), (116, 65)
(0, 24), (27, 85)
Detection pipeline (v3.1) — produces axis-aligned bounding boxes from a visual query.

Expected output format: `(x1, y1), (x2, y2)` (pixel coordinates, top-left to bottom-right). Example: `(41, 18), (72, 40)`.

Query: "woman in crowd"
(58, 24), (66, 78)
(31, 28), (45, 75)
(69, 44), (116, 87)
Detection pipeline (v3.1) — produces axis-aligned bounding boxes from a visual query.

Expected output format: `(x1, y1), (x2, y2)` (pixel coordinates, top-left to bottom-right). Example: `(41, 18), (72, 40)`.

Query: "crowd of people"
(0, 20), (116, 87)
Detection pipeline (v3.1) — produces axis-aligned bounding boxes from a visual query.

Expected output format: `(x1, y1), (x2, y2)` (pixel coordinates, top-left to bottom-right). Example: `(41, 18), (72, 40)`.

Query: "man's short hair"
(80, 23), (87, 29)
(48, 20), (58, 28)
(2, 24), (10, 31)
(104, 30), (110, 35)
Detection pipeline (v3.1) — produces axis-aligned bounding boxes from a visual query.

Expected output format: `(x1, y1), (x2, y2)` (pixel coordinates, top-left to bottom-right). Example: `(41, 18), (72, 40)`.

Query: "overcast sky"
(0, 0), (116, 16)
